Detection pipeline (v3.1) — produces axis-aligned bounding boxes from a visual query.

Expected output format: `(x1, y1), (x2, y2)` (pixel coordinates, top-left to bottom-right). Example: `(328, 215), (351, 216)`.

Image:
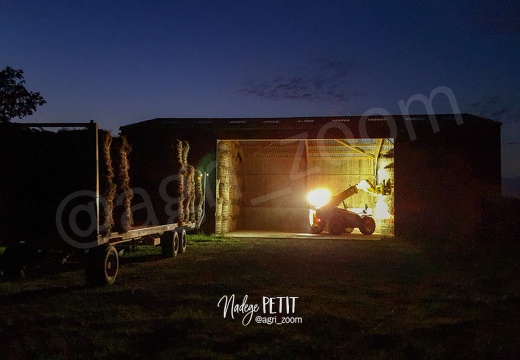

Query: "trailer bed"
(100, 222), (196, 246)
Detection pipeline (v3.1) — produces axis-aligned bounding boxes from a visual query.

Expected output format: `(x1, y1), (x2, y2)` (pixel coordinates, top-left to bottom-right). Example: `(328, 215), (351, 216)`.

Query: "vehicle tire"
(85, 245), (119, 286)
(359, 217), (376, 235)
(328, 215), (344, 235)
(178, 229), (187, 254)
(161, 231), (179, 258)
(310, 224), (324, 234)
(345, 227), (354, 233)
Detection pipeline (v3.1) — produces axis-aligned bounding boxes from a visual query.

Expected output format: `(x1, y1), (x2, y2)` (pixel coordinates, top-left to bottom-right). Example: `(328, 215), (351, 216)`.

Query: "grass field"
(1, 237), (519, 359)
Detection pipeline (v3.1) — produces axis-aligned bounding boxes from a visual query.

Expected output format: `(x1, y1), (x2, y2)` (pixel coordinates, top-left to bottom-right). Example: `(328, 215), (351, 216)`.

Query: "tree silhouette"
(0, 66), (46, 123)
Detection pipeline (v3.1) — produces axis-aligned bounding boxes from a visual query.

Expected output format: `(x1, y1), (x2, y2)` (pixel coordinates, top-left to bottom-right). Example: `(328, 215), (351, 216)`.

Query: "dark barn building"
(120, 114), (501, 239)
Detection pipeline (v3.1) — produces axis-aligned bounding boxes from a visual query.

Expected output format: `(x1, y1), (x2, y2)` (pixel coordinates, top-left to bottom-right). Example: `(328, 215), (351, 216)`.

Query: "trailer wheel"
(85, 245), (119, 286)
(310, 224), (324, 234)
(359, 217), (376, 235)
(328, 215), (344, 235)
(161, 231), (179, 258)
(178, 229), (187, 254)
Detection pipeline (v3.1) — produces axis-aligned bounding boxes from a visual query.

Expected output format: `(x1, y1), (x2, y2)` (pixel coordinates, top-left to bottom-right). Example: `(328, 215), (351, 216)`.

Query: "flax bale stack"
(97, 132), (134, 234)
(194, 169), (204, 225)
(111, 135), (133, 232)
(186, 165), (196, 222)
(116, 125), (200, 228)
(176, 140), (186, 225)
(182, 141), (191, 223)
(98, 130), (116, 233)
(176, 140), (196, 226)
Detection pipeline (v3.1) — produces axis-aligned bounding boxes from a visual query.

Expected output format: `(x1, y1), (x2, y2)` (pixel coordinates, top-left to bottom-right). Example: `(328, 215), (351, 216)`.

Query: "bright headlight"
(307, 188), (331, 208)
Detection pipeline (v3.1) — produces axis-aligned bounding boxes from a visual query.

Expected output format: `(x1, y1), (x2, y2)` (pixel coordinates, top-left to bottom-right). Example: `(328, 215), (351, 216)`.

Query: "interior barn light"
(307, 188), (331, 209)
(356, 179), (373, 192)
(378, 168), (390, 181)
(374, 195), (391, 220)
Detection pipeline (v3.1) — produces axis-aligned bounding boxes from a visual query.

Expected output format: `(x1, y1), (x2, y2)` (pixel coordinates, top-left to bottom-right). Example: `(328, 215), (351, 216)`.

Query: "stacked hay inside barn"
(215, 141), (243, 233)
(231, 143), (244, 231)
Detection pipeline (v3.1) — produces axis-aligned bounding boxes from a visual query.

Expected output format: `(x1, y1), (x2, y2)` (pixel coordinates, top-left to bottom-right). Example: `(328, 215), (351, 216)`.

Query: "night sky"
(2, 0), (519, 178)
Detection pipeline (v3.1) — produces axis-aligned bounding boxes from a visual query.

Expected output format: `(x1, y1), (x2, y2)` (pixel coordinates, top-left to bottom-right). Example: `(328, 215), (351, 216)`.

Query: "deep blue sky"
(2, 0), (519, 177)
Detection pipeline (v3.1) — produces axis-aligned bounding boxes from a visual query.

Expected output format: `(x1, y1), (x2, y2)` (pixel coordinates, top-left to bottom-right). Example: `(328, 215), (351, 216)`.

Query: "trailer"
(85, 222), (194, 286)
(0, 122), (204, 285)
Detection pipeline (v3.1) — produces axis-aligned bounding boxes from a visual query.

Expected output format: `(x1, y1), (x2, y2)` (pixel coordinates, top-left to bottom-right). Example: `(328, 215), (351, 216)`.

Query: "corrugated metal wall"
(240, 146), (308, 231)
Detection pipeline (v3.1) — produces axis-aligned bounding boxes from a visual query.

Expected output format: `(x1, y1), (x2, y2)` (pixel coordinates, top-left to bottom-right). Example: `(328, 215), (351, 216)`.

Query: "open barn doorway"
(215, 138), (394, 236)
